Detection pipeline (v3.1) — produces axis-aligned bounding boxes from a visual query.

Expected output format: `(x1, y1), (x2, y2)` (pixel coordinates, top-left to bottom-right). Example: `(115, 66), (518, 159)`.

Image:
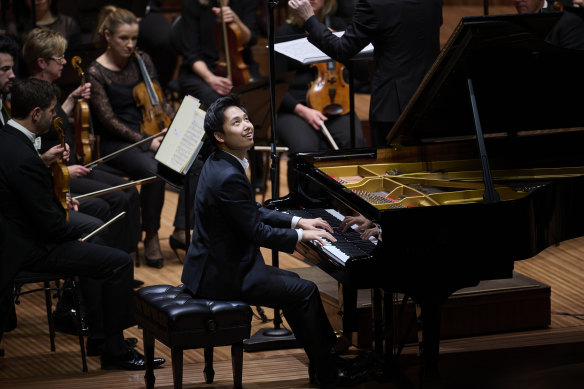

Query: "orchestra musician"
(87, 6), (192, 268)
(288, 0), (442, 146)
(22, 27), (142, 256)
(0, 78), (165, 370)
(513, 0), (584, 49)
(181, 94), (365, 388)
(172, 0), (260, 108)
(275, 0), (365, 190)
(0, 35), (17, 127)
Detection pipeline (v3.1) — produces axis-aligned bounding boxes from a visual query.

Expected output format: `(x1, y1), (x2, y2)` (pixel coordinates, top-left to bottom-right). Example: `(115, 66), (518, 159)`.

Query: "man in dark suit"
(0, 35), (18, 126)
(0, 78), (164, 370)
(289, 0), (443, 146)
(181, 94), (352, 387)
(514, 0), (584, 50)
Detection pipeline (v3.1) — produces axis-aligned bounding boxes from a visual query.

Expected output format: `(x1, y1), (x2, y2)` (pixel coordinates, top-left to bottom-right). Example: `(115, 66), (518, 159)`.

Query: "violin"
(51, 117), (70, 221)
(71, 56), (96, 164)
(214, 0), (251, 86)
(306, 15), (350, 116)
(133, 52), (171, 136)
(306, 60), (350, 116)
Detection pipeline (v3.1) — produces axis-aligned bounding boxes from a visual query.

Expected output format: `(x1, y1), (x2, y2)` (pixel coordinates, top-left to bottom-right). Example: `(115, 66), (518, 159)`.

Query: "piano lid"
(387, 13), (584, 147)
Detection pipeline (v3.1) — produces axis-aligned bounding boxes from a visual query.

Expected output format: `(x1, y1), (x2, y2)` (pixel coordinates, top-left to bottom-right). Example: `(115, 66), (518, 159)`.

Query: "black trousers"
(178, 67), (222, 109)
(71, 168), (141, 253)
(196, 265), (337, 365)
(22, 240), (134, 337)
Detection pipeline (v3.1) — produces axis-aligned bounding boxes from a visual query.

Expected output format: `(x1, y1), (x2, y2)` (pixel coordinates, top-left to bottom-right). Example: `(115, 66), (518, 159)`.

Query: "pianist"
(181, 94), (360, 388)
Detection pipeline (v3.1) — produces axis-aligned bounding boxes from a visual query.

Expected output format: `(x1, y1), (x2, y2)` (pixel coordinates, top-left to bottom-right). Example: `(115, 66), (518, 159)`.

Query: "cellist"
(172, 0), (260, 108)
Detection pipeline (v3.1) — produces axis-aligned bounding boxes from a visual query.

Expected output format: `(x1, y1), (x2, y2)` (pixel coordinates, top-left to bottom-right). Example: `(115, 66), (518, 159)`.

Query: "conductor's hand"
(297, 217), (333, 233)
(302, 228), (336, 247)
(208, 74), (233, 96)
(288, 0), (315, 22)
(340, 214), (373, 232)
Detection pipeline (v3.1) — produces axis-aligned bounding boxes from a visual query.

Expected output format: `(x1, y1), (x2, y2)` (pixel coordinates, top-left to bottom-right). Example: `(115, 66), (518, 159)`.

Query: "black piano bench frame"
(134, 285), (253, 389)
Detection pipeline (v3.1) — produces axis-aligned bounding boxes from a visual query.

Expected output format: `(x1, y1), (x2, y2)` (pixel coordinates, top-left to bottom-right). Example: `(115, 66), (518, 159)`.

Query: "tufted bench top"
(135, 285), (252, 333)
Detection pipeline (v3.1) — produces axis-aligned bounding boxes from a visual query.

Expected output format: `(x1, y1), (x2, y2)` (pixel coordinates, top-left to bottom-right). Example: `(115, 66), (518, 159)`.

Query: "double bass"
(71, 56), (96, 164)
(51, 117), (70, 221)
(133, 52), (172, 136)
(214, 0), (251, 86)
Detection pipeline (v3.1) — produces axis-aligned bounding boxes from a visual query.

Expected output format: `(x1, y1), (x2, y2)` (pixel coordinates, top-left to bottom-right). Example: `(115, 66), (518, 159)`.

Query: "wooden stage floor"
(3, 4), (584, 389)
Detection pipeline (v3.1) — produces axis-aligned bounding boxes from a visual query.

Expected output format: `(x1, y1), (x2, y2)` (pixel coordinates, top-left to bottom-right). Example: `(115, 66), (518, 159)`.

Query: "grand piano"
(266, 12), (584, 375)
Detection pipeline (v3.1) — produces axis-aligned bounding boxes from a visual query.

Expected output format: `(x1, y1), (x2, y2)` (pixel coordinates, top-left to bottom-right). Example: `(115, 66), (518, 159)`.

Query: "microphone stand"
(243, 0), (298, 352)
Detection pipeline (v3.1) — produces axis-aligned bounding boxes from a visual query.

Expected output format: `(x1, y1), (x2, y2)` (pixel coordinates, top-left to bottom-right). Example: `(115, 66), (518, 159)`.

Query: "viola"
(51, 117), (70, 221)
(71, 56), (96, 164)
(213, 0), (251, 86)
(306, 60), (350, 116)
(133, 52), (171, 136)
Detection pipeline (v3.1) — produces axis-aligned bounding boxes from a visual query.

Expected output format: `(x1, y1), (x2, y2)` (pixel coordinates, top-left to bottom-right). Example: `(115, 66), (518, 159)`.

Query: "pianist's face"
(514, 0), (545, 14)
(214, 105), (254, 158)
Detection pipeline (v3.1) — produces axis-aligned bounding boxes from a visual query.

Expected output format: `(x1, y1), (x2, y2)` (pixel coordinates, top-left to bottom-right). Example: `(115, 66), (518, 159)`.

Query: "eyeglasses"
(48, 56), (65, 63)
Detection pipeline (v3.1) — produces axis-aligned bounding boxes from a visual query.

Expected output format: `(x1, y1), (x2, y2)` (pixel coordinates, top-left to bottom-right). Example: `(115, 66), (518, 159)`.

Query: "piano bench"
(134, 284), (253, 389)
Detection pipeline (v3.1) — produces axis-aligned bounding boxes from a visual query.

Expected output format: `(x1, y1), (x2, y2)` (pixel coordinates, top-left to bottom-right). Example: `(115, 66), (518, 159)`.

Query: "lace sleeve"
(87, 62), (144, 143)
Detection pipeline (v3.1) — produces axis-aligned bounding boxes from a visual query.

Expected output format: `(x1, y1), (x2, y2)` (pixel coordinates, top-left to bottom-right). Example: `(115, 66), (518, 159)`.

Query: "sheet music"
(274, 31), (374, 65)
(155, 95), (205, 174)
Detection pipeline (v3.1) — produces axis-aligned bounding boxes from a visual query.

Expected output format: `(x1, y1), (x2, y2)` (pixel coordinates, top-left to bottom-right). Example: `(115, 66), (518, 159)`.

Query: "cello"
(51, 117), (70, 221)
(71, 56), (96, 164)
(133, 52), (172, 136)
(214, 0), (251, 86)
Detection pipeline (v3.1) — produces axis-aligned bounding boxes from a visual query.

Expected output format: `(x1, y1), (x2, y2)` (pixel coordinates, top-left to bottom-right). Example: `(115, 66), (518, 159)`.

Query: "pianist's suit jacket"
(181, 150), (298, 299)
(303, 0), (442, 124)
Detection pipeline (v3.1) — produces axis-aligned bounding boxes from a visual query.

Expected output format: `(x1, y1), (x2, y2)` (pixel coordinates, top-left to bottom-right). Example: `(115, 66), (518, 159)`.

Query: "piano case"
(292, 266), (550, 347)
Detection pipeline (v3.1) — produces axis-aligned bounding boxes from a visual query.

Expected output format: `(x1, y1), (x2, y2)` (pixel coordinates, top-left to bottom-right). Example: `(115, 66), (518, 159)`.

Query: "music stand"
(233, 71), (293, 196)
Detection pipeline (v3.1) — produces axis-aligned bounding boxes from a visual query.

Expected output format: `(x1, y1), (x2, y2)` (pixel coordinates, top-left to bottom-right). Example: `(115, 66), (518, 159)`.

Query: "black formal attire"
(172, 0), (260, 108)
(0, 123), (134, 341)
(303, 0), (442, 146)
(39, 106), (141, 253)
(88, 52), (194, 233)
(181, 150), (337, 380)
(544, 5), (584, 50)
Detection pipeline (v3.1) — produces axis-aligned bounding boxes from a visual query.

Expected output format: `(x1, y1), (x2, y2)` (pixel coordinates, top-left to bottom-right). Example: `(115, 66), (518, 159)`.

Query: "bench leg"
(143, 328), (155, 389)
(204, 346), (214, 383)
(170, 346), (184, 389)
(231, 341), (243, 389)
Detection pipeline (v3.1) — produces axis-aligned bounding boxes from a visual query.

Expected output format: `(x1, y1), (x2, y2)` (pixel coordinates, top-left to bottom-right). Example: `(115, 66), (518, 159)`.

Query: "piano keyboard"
(283, 208), (377, 266)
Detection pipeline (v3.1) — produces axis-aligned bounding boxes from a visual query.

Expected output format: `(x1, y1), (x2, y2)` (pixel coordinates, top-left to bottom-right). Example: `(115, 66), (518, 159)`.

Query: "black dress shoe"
(145, 256), (163, 268)
(132, 279), (145, 288)
(101, 348), (165, 371)
(87, 337), (139, 357)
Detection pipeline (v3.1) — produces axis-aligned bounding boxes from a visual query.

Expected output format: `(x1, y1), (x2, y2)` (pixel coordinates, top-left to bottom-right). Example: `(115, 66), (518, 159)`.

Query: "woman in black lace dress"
(87, 5), (190, 269)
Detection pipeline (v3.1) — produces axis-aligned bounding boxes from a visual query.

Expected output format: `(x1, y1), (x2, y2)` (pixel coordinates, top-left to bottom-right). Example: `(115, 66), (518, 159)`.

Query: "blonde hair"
(286, 0), (338, 28)
(95, 5), (138, 46)
(22, 28), (67, 74)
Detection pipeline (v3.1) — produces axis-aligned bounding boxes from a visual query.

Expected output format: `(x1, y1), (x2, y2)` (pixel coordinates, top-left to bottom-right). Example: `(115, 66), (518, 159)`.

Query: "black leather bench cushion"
(135, 285), (252, 332)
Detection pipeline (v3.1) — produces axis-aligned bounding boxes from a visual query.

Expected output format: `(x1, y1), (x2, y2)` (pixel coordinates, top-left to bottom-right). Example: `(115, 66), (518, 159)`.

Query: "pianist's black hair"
(203, 94), (248, 146)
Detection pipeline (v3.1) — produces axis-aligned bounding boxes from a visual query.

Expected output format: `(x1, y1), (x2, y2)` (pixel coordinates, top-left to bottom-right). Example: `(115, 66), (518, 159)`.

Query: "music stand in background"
(234, 71), (293, 197)
(240, 0), (299, 352)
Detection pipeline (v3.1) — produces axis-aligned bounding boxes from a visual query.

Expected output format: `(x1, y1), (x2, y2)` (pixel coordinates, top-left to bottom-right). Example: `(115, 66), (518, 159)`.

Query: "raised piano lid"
(387, 12), (584, 145)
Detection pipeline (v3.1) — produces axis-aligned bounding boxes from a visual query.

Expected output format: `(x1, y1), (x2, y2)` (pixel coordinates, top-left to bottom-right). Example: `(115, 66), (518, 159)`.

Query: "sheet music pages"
(274, 31), (374, 65)
(155, 95), (205, 174)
